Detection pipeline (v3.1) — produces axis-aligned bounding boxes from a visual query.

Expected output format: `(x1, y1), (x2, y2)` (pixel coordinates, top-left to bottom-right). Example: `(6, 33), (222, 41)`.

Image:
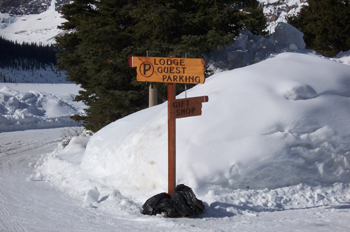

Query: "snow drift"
(80, 53), (350, 196)
(36, 52), (350, 214)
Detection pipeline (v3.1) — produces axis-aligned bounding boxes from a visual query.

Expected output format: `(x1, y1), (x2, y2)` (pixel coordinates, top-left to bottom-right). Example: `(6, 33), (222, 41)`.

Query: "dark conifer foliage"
(288, 0), (350, 57)
(56, 0), (266, 132)
(0, 36), (58, 70)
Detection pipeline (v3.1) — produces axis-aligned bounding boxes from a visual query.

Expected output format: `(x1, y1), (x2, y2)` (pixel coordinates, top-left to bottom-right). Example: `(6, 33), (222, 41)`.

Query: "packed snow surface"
(35, 53), (350, 223)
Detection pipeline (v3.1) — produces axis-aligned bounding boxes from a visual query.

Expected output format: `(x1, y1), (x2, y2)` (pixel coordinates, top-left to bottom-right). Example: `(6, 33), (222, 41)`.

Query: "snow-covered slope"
(0, 7), (65, 45)
(0, 0), (69, 15)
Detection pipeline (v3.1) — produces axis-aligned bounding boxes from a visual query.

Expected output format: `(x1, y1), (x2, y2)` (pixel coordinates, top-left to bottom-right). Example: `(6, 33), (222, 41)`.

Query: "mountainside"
(0, 0), (69, 15)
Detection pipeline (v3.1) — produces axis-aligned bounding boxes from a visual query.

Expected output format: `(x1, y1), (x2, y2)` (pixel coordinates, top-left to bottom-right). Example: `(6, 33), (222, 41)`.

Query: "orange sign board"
(169, 96), (209, 119)
(129, 56), (205, 84)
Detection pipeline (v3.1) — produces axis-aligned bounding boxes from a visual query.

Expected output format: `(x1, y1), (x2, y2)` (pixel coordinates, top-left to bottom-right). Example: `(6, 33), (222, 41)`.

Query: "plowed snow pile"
(37, 53), (350, 215)
(0, 84), (84, 132)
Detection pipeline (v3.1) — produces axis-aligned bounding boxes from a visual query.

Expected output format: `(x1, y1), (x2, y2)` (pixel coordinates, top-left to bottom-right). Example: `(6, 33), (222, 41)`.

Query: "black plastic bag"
(141, 184), (205, 217)
(155, 197), (180, 217)
(171, 184), (205, 217)
(141, 192), (170, 215)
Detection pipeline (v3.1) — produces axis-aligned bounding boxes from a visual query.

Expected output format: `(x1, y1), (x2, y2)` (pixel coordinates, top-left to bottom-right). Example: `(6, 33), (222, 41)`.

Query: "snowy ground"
(1, 52), (350, 231)
(0, 129), (131, 232)
(1, 130), (350, 231)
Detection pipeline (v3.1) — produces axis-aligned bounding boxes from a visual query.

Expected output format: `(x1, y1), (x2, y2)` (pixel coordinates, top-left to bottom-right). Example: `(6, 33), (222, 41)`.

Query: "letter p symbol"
(140, 61), (154, 77)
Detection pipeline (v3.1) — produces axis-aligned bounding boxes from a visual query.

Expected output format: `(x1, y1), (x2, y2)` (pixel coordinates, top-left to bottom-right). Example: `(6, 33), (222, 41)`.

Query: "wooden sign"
(129, 56), (205, 84)
(169, 96), (209, 119)
(129, 56), (208, 195)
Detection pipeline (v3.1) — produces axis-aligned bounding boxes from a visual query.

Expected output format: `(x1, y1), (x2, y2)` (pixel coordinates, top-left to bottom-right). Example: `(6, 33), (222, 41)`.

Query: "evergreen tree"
(56, 0), (266, 132)
(288, 0), (350, 57)
(0, 37), (58, 70)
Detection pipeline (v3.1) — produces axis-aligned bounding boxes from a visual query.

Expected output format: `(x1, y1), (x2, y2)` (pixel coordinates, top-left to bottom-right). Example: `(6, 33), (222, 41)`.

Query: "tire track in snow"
(0, 128), (158, 231)
(0, 187), (27, 232)
(0, 128), (61, 232)
(0, 137), (60, 157)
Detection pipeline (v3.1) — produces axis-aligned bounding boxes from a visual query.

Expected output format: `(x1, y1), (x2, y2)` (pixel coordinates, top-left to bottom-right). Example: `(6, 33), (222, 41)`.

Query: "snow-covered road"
(0, 128), (123, 231)
(1, 128), (350, 232)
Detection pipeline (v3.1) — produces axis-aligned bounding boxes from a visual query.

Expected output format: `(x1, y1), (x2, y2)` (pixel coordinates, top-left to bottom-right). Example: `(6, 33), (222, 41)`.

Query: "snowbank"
(37, 53), (350, 213)
(0, 84), (84, 132)
(333, 50), (350, 66)
(82, 53), (350, 191)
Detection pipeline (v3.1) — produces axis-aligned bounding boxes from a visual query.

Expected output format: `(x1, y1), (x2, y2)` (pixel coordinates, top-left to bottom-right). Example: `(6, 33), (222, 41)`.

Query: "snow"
(0, 83), (84, 132)
(2, 51), (349, 231)
(36, 52), (350, 205)
(332, 50), (350, 66)
(261, 0), (308, 33)
(0, 7), (65, 45)
(1, 4), (350, 230)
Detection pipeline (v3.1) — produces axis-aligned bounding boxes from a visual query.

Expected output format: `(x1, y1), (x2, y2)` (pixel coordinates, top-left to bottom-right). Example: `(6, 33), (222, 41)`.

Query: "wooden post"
(167, 83), (176, 195)
(149, 84), (158, 107)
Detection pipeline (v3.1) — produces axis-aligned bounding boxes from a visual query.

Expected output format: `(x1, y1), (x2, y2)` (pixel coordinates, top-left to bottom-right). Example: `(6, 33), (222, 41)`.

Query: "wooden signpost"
(130, 56), (208, 195)
(129, 56), (205, 84)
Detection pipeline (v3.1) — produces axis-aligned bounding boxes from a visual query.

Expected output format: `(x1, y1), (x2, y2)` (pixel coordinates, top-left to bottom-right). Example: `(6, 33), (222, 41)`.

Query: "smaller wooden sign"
(169, 96), (209, 119)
